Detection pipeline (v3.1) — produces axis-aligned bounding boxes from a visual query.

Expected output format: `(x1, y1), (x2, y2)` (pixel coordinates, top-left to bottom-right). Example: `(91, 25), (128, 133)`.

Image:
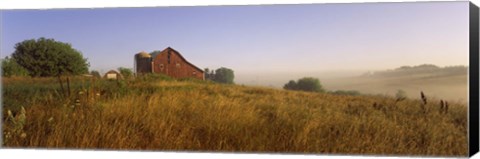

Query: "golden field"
(1, 75), (468, 156)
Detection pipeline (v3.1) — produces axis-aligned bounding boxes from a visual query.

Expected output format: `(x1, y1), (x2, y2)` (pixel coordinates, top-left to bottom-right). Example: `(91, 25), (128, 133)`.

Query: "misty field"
(2, 75), (467, 156)
(323, 73), (468, 103)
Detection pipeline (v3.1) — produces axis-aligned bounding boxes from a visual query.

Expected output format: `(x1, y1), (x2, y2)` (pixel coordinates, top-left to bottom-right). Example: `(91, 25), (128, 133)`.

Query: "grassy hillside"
(2, 75), (467, 156)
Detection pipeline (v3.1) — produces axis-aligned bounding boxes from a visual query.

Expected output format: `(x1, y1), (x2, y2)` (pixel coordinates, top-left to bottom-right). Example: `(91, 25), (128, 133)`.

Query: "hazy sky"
(1, 2), (469, 75)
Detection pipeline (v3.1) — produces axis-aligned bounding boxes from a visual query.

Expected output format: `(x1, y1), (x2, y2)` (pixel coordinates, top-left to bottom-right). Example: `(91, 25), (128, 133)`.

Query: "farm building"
(134, 47), (204, 80)
(104, 70), (123, 80)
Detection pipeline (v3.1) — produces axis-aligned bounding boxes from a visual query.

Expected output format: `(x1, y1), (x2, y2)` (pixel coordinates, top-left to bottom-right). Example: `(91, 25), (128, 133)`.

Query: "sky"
(0, 2), (470, 77)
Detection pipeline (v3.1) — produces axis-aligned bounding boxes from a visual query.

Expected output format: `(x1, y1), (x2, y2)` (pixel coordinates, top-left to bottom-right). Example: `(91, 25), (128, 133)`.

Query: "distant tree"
(204, 68), (214, 81)
(204, 67), (234, 84)
(283, 80), (297, 90)
(296, 77), (324, 92)
(214, 67), (235, 84)
(12, 37), (89, 77)
(150, 50), (162, 58)
(210, 70), (215, 78)
(396, 66), (412, 70)
(118, 67), (133, 79)
(90, 70), (101, 78)
(415, 64), (439, 69)
(283, 77), (325, 92)
(1, 56), (29, 77)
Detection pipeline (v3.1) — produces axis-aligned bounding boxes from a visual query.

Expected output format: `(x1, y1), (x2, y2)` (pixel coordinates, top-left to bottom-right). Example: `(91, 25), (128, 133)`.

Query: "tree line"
(204, 67), (235, 84)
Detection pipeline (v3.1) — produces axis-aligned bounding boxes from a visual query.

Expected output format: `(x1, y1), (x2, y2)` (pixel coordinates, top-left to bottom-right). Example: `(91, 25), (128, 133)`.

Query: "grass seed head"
(20, 133), (27, 138)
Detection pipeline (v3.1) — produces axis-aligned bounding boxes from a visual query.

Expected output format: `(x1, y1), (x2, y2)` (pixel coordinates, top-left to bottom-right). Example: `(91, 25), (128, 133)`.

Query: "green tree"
(12, 37), (89, 77)
(214, 67), (234, 84)
(283, 77), (324, 92)
(150, 50), (162, 58)
(12, 37), (89, 97)
(118, 67), (133, 79)
(283, 80), (297, 90)
(204, 68), (217, 81)
(204, 68), (211, 80)
(90, 70), (101, 79)
(1, 56), (29, 77)
(296, 77), (324, 92)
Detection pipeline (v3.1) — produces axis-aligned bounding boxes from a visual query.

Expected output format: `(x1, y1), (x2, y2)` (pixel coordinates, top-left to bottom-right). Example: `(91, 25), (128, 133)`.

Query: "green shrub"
(1, 57), (29, 77)
(283, 77), (325, 92)
(96, 80), (130, 98)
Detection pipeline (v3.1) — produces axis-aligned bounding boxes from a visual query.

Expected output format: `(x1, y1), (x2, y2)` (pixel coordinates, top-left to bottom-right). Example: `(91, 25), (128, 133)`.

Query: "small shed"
(103, 70), (123, 80)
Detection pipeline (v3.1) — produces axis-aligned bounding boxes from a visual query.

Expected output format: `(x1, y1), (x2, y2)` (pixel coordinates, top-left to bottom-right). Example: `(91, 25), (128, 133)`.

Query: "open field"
(237, 68), (468, 102)
(323, 74), (468, 103)
(2, 75), (467, 156)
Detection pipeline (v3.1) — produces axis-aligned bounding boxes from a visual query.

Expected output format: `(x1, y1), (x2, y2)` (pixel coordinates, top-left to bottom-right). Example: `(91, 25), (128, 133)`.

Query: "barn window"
(176, 63), (181, 68)
(193, 71), (196, 75)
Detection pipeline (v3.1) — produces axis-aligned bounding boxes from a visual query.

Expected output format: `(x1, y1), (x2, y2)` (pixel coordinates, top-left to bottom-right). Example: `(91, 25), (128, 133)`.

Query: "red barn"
(150, 47), (204, 80)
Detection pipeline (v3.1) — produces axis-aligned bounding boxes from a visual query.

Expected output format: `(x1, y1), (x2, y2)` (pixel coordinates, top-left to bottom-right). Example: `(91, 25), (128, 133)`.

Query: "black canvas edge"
(469, 1), (479, 157)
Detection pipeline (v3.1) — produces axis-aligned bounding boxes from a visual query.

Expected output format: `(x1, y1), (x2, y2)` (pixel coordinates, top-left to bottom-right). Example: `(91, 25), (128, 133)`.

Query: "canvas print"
(0, 1), (474, 157)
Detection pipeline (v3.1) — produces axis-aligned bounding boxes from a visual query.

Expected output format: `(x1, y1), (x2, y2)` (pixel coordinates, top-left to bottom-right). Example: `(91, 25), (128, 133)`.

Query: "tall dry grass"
(2, 76), (468, 156)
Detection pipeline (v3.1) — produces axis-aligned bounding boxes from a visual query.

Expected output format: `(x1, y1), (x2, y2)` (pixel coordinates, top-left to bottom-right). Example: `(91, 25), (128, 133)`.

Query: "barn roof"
(156, 47), (204, 73)
(103, 70), (124, 79)
(105, 70), (120, 74)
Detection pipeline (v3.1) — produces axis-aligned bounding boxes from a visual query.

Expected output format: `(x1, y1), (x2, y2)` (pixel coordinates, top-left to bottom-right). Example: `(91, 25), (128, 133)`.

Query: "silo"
(134, 51), (152, 76)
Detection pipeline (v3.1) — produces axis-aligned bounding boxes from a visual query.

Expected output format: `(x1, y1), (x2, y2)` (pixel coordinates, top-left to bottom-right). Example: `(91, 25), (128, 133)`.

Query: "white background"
(0, 0), (479, 159)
